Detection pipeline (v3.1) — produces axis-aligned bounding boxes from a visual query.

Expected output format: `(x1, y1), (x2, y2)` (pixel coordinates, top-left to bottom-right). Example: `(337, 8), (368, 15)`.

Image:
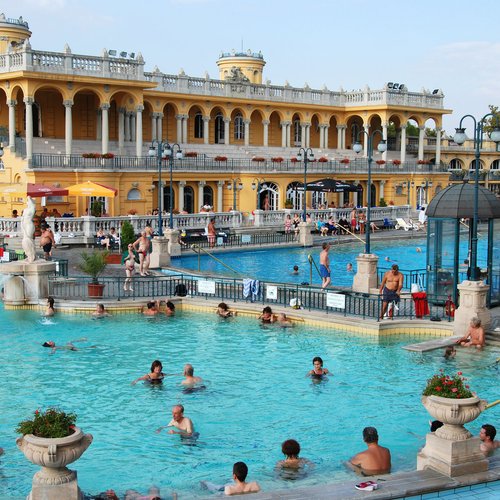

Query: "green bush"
(379, 198), (388, 207)
(78, 250), (108, 284)
(16, 408), (77, 438)
(120, 220), (136, 249)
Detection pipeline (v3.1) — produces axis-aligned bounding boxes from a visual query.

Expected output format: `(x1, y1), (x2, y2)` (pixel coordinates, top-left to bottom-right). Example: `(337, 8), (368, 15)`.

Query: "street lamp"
(296, 147), (314, 222)
(251, 177), (266, 210)
(227, 178), (243, 210)
(453, 114), (500, 280)
(148, 141), (169, 236)
(353, 131), (387, 254)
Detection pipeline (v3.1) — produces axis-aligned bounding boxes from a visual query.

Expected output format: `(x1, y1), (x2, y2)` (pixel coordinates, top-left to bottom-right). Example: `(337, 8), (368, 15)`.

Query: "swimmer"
(291, 265), (299, 275)
(416, 247), (422, 253)
(131, 360), (165, 385)
(156, 404), (195, 437)
(217, 302), (235, 318)
(44, 296), (55, 317)
(308, 356), (330, 378)
(181, 363), (203, 388)
(278, 313), (294, 327)
(346, 263), (353, 272)
(92, 303), (110, 318)
(444, 346), (456, 359)
(165, 301), (176, 316)
(276, 439), (314, 472)
(42, 338), (95, 354)
(141, 300), (160, 316)
(259, 306), (276, 324)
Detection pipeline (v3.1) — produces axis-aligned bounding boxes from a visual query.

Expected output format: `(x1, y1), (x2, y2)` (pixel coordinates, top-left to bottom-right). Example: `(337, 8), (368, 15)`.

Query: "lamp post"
(453, 114), (500, 280)
(251, 178), (266, 210)
(296, 147), (314, 222)
(148, 141), (169, 236)
(353, 131), (387, 254)
(227, 178), (243, 210)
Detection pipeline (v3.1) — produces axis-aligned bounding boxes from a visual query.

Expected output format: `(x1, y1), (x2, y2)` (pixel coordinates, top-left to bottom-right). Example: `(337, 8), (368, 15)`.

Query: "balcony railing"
(30, 154), (449, 174)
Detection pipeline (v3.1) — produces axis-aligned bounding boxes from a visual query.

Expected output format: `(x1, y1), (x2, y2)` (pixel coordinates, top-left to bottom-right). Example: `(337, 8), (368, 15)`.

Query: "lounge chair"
(395, 218), (414, 231)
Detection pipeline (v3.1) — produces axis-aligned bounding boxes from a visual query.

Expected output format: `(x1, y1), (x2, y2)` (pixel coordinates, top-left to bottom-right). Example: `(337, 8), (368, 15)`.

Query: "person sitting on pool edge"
(217, 302), (236, 318)
(131, 360), (165, 385)
(348, 426), (391, 476)
(276, 439), (314, 471)
(224, 462), (261, 496)
(456, 317), (485, 349)
(259, 306), (276, 323)
(308, 356), (330, 379)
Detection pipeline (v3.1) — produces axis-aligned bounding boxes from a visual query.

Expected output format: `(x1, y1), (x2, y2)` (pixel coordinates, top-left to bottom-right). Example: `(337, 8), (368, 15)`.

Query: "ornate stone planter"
(16, 426), (93, 499)
(422, 395), (487, 441)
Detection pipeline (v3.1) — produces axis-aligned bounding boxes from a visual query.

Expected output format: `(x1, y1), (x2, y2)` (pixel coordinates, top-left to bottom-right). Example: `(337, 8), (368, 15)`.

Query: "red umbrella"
(27, 183), (69, 197)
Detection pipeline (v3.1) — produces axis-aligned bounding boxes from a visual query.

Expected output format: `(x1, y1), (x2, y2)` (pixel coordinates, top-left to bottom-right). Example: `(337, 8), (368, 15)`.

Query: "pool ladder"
(191, 244), (241, 275)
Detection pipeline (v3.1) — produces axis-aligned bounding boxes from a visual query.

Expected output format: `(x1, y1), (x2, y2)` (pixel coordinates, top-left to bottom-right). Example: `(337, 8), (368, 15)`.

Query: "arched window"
(312, 192), (327, 208)
(490, 159), (500, 170)
(127, 188), (142, 200)
(449, 158), (463, 170)
(203, 185), (214, 207)
(215, 113), (224, 144)
(259, 181), (279, 211)
(234, 114), (244, 140)
(184, 186), (194, 213)
(194, 113), (204, 139)
(286, 182), (303, 210)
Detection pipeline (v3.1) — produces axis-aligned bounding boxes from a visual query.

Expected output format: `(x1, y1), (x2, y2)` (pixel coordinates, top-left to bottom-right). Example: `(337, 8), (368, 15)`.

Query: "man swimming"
(156, 404), (195, 437)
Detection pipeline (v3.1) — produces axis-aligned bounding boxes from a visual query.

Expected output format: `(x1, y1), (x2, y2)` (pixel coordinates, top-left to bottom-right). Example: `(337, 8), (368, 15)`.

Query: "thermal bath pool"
(0, 306), (498, 498)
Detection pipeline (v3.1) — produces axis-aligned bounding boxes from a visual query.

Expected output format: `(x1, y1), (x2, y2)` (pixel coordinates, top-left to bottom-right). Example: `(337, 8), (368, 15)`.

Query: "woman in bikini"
(307, 356), (330, 379)
(131, 360), (165, 385)
(124, 244), (136, 291)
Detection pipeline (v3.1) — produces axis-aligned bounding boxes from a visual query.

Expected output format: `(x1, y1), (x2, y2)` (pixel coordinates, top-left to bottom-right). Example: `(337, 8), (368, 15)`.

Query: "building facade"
(0, 13), (498, 218)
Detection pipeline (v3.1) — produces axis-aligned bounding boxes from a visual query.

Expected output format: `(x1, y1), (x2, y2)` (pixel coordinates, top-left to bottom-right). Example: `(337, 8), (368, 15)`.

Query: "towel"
(243, 279), (259, 300)
(251, 279), (260, 299)
(243, 278), (252, 298)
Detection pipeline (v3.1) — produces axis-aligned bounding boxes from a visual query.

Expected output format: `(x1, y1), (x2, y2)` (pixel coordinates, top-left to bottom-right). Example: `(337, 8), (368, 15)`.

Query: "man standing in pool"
(349, 427), (391, 476)
(379, 264), (403, 319)
(319, 242), (331, 289)
(156, 404), (194, 437)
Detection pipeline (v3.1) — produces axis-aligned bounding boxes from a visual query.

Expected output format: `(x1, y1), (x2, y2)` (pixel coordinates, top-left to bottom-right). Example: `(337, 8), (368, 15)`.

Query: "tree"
(484, 105), (500, 134)
(120, 220), (136, 249)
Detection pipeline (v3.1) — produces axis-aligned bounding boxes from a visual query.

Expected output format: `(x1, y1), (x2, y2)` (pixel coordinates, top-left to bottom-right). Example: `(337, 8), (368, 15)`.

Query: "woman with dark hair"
(131, 360), (165, 385)
(44, 296), (55, 317)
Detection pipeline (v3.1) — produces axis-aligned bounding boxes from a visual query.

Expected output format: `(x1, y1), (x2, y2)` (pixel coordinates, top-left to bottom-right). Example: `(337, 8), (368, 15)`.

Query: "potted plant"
(340, 158), (350, 164)
(318, 157), (328, 162)
(378, 198), (388, 207)
(271, 157), (284, 163)
(421, 370), (487, 441)
(290, 157), (299, 163)
(16, 408), (93, 498)
(376, 160), (386, 165)
(284, 199), (294, 209)
(78, 250), (108, 297)
(392, 159), (402, 165)
(101, 152), (114, 159)
(185, 151), (198, 158)
(252, 156), (266, 162)
(214, 155), (227, 162)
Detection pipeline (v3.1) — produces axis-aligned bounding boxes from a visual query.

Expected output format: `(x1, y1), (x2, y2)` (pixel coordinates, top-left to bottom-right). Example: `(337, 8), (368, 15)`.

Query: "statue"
(21, 196), (37, 263)
(227, 66), (249, 83)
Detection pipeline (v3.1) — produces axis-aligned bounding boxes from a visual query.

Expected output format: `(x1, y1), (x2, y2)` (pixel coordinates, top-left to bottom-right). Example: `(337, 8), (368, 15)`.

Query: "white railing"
(0, 206), (410, 240)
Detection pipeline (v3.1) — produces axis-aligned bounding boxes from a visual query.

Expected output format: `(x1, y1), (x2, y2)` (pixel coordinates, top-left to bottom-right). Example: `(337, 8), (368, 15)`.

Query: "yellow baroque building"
(0, 13), (499, 218)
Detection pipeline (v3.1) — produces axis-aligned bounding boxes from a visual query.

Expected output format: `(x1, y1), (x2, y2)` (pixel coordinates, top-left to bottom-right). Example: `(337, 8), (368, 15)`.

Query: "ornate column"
(96, 109), (102, 140)
(301, 123), (307, 147)
(217, 180), (224, 212)
(157, 112), (164, 141)
(223, 118), (231, 145)
(7, 99), (16, 148)
(363, 125), (369, 156)
(178, 181), (186, 212)
(182, 114), (188, 144)
(337, 125), (343, 150)
(101, 103), (110, 154)
(63, 100), (73, 156)
(198, 181), (206, 209)
(118, 107), (125, 152)
(203, 116), (210, 145)
(382, 122), (388, 161)
(243, 119), (250, 146)
(341, 125), (346, 150)
(151, 112), (157, 142)
(124, 111), (130, 142)
(418, 125), (425, 161)
(175, 114), (183, 143)
(24, 97), (34, 160)
(319, 125), (325, 149)
(379, 180), (386, 200)
(130, 112), (136, 143)
(435, 127), (442, 167)
(281, 121), (288, 147)
(400, 125), (407, 163)
(136, 105), (144, 157)
(354, 179), (360, 207)
(305, 124), (311, 148)
(286, 123), (292, 147)
(262, 119), (269, 147)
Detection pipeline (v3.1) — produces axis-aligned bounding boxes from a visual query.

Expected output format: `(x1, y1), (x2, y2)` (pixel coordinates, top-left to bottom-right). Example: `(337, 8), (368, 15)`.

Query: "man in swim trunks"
(349, 427), (391, 476)
(133, 231), (151, 276)
(379, 264), (403, 319)
(156, 404), (194, 437)
(40, 224), (56, 260)
(319, 242), (331, 289)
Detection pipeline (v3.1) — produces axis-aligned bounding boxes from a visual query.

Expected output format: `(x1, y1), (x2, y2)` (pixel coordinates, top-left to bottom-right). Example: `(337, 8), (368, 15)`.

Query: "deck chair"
(395, 218), (413, 231)
(409, 219), (424, 231)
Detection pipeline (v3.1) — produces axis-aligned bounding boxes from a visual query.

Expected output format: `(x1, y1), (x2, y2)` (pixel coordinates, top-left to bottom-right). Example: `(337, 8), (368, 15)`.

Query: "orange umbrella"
(66, 181), (117, 197)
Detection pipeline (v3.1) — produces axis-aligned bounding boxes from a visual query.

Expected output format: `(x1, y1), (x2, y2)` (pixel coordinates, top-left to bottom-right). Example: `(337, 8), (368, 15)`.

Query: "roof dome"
(426, 182), (500, 219)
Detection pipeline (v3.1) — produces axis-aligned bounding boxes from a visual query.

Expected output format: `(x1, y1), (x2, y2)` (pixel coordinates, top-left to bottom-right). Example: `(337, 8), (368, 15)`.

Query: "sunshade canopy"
(0, 183), (69, 197)
(66, 181), (118, 197)
(297, 178), (362, 193)
(426, 182), (500, 219)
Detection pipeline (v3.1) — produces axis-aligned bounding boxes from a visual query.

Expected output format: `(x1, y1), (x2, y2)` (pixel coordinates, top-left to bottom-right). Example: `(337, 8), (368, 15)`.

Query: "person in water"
(276, 439), (314, 471)
(217, 302), (236, 318)
(181, 363), (203, 388)
(131, 360), (165, 385)
(165, 301), (176, 316)
(308, 356), (330, 378)
(156, 404), (195, 437)
(349, 427), (391, 476)
(92, 303), (110, 318)
(259, 306), (276, 323)
(142, 300), (160, 316)
(278, 313), (293, 327)
(224, 462), (261, 496)
(44, 296), (55, 317)
(42, 338), (95, 353)
(444, 346), (456, 359)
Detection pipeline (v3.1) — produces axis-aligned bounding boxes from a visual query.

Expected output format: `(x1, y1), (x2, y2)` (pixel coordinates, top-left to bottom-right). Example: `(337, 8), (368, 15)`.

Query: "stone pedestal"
(417, 433), (488, 477)
(0, 260), (56, 305)
(149, 236), (171, 268)
(352, 253), (379, 293)
(453, 280), (491, 337)
(164, 229), (181, 257)
(298, 222), (314, 247)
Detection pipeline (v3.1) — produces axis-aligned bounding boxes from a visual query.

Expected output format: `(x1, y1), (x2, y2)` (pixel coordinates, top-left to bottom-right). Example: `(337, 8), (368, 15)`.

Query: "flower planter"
(105, 253), (122, 265)
(421, 395), (487, 441)
(16, 426), (93, 499)
(87, 283), (105, 297)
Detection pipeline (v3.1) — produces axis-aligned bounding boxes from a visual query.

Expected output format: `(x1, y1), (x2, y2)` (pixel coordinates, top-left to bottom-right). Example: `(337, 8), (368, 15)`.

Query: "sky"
(4, 0), (500, 135)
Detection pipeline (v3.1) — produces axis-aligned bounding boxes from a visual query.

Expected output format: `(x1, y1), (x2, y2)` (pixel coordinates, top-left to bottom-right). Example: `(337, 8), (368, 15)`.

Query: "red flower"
(466, 385), (470, 389)
(35, 410), (39, 415)
(452, 388), (458, 393)
(436, 386), (442, 391)
(457, 371), (462, 375)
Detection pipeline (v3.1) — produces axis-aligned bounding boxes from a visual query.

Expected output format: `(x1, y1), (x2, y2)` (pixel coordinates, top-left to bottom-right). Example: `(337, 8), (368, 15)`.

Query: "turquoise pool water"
(1, 307), (499, 498)
(174, 236), (490, 287)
